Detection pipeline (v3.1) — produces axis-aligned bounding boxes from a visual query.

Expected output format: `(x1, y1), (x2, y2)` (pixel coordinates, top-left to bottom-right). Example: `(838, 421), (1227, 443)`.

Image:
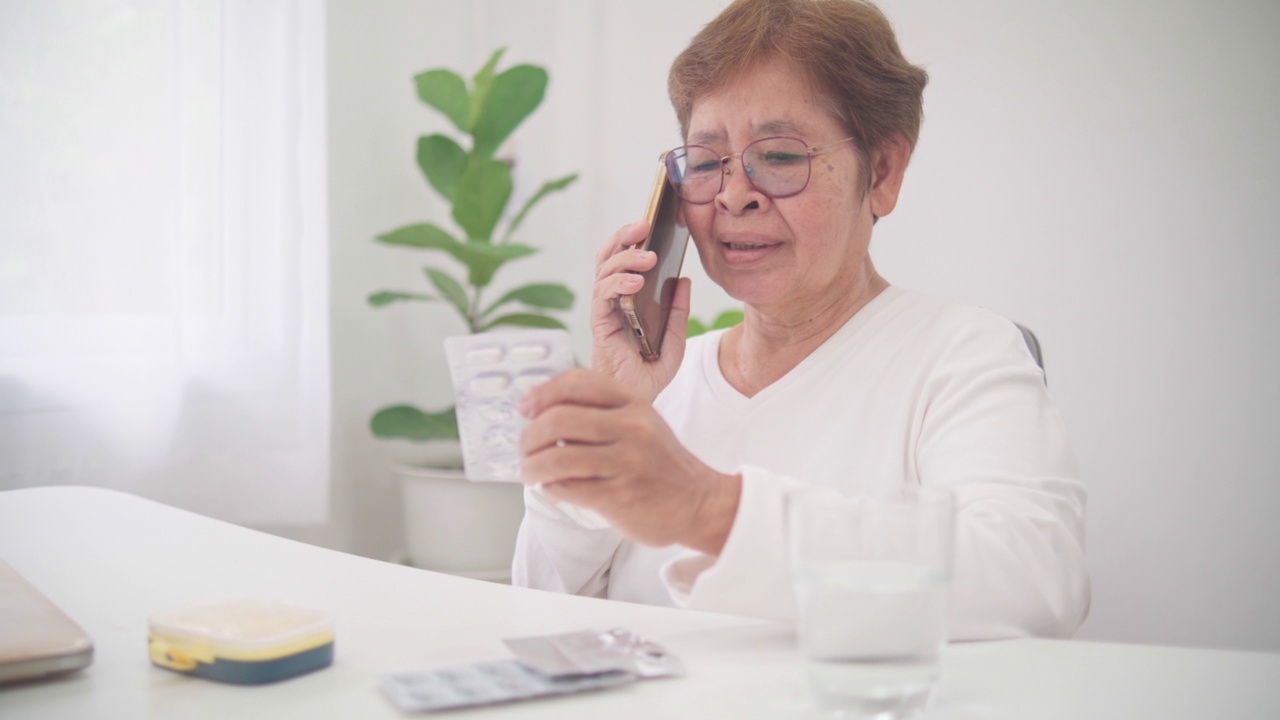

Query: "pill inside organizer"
(147, 598), (333, 685)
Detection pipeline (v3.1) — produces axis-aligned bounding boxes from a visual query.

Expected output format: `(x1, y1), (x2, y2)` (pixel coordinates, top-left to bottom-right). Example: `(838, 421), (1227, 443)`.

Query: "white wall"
(309, 0), (1280, 652)
(875, 0), (1280, 653)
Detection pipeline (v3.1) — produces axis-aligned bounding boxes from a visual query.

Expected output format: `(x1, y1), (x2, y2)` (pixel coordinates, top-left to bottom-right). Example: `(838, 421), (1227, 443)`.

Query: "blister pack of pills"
(379, 659), (635, 713)
(444, 329), (611, 530)
(443, 329), (576, 483)
(503, 627), (685, 680)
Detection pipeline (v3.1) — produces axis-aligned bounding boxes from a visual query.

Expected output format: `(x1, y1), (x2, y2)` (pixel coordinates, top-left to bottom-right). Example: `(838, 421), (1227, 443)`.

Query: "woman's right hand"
(590, 221), (691, 403)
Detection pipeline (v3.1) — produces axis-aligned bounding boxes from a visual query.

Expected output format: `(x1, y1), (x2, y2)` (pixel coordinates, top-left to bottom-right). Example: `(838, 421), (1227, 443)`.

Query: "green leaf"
(481, 283), (573, 318)
(468, 48), (506, 132)
(472, 64), (547, 158)
(377, 223), (466, 256)
(414, 69), (469, 133)
(370, 405), (459, 441)
(368, 291), (436, 307)
(452, 157), (513, 242)
(459, 241), (537, 287)
(417, 134), (468, 201)
(375, 224), (537, 290)
(425, 268), (470, 322)
(686, 310), (742, 337)
(481, 313), (567, 331)
(377, 223), (461, 250)
(711, 309), (745, 329)
(502, 173), (578, 243)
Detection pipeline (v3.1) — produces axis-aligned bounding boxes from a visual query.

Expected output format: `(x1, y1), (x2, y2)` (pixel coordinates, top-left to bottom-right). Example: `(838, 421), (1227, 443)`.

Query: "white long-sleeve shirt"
(512, 286), (1090, 639)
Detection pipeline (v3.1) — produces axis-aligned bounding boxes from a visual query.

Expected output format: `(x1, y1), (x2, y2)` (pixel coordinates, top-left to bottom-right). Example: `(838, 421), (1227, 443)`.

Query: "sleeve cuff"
(659, 465), (797, 622)
(527, 484), (611, 529)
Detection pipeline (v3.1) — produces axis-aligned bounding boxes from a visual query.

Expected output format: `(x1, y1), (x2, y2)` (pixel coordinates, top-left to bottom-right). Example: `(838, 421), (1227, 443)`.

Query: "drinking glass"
(784, 486), (955, 719)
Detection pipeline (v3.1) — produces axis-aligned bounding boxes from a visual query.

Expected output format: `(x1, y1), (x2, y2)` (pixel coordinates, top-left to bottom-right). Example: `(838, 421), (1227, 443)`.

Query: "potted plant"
(369, 48), (578, 580)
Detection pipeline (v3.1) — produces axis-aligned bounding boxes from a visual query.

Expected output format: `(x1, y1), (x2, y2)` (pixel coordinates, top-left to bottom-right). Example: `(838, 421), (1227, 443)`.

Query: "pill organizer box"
(148, 598), (334, 685)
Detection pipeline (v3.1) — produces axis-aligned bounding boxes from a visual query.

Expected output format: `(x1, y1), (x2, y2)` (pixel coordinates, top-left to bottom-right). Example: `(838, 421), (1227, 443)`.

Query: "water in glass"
(795, 560), (947, 718)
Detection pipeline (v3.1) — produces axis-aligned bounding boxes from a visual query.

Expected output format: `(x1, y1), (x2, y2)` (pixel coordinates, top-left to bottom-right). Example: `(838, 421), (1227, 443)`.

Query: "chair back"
(1014, 322), (1046, 384)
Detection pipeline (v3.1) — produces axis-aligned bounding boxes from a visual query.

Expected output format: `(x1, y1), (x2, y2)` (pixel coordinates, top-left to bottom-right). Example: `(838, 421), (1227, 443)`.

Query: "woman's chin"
(713, 277), (787, 309)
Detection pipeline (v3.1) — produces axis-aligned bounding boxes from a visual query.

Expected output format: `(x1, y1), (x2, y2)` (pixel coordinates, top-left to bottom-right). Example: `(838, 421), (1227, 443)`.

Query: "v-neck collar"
(700, 285), (905, 411)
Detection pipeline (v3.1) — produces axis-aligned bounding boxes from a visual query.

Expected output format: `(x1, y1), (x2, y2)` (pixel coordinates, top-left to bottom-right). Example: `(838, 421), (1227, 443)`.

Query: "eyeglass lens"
(665, 137), (813, 204)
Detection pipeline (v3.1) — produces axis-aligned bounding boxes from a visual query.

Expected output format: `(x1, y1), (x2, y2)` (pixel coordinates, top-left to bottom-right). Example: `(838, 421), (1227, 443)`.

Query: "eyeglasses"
(663, 136), (856, 205)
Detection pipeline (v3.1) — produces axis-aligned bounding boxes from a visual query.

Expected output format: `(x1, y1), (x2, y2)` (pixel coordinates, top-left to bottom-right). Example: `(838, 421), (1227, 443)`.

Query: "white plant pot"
(395, 463), (527, 582)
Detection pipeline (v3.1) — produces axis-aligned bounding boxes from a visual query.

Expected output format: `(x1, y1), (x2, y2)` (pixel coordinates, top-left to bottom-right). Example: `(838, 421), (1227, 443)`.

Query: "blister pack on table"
(504, 627), (685, 679)
(379, 628), (679, 713)
(379, 659), (634, 713)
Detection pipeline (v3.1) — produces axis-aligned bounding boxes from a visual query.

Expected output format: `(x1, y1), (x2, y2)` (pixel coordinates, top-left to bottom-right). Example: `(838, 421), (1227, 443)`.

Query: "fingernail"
(518, 394), (534, 417)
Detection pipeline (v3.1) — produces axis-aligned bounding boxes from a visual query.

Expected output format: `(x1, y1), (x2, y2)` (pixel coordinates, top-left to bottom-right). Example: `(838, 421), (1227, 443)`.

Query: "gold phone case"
(618, 159), (681, 359)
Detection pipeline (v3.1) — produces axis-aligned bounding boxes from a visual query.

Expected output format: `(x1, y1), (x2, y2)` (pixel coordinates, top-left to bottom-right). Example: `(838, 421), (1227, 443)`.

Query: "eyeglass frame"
(661, 135), (857, 205)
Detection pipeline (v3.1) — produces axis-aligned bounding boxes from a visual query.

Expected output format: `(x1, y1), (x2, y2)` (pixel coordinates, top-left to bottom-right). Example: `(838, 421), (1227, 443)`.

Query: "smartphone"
(617, 159), (691, 359)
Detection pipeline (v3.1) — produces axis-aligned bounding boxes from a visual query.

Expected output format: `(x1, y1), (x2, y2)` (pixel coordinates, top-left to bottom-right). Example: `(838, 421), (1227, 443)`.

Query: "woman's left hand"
(518, 368), (740, 554)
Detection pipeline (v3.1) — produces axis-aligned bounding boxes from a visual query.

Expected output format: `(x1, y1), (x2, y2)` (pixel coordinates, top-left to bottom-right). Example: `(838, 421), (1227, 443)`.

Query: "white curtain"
(0, 0), (329, 525)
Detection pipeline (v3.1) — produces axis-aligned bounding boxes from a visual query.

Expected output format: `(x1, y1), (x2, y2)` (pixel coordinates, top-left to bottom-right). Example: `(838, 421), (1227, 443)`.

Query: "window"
(0, 0), (329, 524)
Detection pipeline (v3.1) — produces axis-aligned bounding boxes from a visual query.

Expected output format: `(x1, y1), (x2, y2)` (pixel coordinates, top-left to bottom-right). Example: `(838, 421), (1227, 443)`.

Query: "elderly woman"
(512, 0), (1090, 640)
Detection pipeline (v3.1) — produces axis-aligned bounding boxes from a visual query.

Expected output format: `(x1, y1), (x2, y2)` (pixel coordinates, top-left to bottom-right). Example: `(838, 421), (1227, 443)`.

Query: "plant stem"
(468, 286), (484, 333)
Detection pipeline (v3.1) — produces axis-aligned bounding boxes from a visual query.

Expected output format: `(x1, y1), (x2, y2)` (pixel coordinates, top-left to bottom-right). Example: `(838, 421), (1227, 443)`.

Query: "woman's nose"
(716, 158), (765, 214)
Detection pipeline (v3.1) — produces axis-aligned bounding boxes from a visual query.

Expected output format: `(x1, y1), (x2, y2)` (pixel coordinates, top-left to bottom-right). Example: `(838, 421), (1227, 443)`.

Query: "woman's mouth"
(719, 238), (780, 265)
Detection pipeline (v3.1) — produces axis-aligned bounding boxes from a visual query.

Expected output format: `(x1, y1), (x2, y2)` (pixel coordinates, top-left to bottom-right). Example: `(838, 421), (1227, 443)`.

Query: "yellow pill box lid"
(148, 598), (334, 684)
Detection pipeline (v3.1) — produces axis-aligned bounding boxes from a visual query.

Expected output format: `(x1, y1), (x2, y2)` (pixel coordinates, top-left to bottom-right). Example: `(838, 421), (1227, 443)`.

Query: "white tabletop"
(1, 486), (1277, 719)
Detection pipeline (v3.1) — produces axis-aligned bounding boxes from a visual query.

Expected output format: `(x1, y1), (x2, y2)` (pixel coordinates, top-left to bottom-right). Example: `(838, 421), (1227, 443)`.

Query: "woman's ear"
(868, 135), (912, 220)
